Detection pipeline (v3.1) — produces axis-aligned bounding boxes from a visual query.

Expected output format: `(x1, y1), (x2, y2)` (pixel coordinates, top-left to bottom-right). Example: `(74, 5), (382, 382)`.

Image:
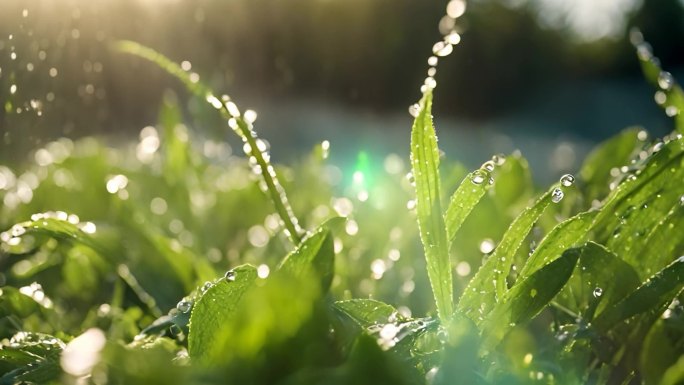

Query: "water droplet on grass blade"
(481, 160), (495, 172)
(492, 154), (506, 166)
(427, 56), (438, 66)
(560, 174), (575, 187)
(471, 170), (487, 185)
(224, 270), (236, 282)
(593, 287), (603, 298)
(658, 71), (674, 90)
(551, 188), (564, 203)
(446, 0), (466, 18)
(408, 104), (421, 117)
(176, 300), (191, 313)
(666, 106), (679, 117)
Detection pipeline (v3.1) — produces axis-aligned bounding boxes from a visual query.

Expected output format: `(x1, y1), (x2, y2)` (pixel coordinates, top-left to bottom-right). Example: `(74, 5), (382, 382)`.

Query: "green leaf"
(187, 264), (258, 360)
(631, 203), (684, 277)
(333, 299), (398, 328)
(519, 211), (597, 280)
(410, 91), (453, 323)
(277, 218), (342, 291)
(458, 186), (559, 323)
(0, 332), (64, 385)
(593, 256), (684, 331)
(444, 169), (492, 249)
(578, 128), (641, 204)
(480, 247), (580, 351)
(562, 242), (641, 320)
(640, 319), (681, 385)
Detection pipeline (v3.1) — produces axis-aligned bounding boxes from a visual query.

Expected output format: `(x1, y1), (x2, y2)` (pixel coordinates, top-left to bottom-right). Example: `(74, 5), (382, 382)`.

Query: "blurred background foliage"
(0, 0), (683, 179)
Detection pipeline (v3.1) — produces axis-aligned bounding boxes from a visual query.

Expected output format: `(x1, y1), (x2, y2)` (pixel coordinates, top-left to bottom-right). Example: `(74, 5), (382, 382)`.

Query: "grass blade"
(444, 169), (492, 249)
(410, 91), (452, 322)
(593, 256), (684, 331)
(480, 247), (580, 351)
(188, 264), (258, 360)
(114, 40), (303, 245)
(458, 186), (559, 323)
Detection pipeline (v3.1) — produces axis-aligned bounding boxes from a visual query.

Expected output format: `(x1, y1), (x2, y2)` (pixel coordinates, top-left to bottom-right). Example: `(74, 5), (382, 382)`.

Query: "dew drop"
(427, 56), (438, 66)
(408, 103), (421, 118)
(666, 106), (679, 117)
(200, 281), (212, 294)
(658, 71), (674, 91)
(471, 170), (486, 185)
(491, 154), (506, 166)
(551, 188), (564, 203)
(559, 174), (575, 187)
(593, 287), (603, 298)
(481, 160), (495, 172)
(655, 91), (667, 105)
(176, 300), (191, 313)
(224, 270), (236, 282)
(530, 289), (537, 298)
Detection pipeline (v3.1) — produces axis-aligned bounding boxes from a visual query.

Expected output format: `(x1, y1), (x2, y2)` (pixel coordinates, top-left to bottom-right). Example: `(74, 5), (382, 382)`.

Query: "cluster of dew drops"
(174, 269), (239, 315)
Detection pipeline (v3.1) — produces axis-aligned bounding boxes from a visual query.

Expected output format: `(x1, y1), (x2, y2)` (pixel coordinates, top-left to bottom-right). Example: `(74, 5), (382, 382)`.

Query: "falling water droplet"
(559, 174), (575, 187)
(446, 0), (467, 18)
(658, 71), (674, 91)
(432, 41), (453, 57)
(224, 270), (236, 282)
(593, 287), (603, 298)
(176, 300), (191, 313)
(551, 188), (564, 203)
(445, 31), (461, 45)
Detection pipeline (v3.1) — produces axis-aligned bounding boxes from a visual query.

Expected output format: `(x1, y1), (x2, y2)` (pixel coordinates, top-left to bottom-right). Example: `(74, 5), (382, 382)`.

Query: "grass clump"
(0, 5), (683, 385)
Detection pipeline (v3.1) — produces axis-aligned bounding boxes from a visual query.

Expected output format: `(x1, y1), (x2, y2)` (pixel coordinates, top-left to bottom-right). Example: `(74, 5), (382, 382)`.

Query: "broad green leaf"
(480, 247), (580, 351)
(0, 332), (64, 385)
(444, 169), (492, 249)
(203, 270), (321, 364)
(631, 204), (684, 277)
(1, 217), (107, 257)
(579, 128), (641, 204)
(640, 319), (681, 385)
(410, 91), (452, 322)
(519, 211), (597, 280)
(592, 135), (684, 242)
(593, 256), (684, 331)
(333, 299), (398, 328)
(277, 218), (342, 291)
(187, 264), (258, 360)
(458, 186), (559, 323)
(561, 242), (641, 320)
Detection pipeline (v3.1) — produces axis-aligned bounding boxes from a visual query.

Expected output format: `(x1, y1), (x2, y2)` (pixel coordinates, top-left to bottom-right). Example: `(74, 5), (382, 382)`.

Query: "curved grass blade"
(187, 264), (258, 360)
(593, 256), (684, 331)
(444, 169), (492, 249)
(333, 299), (399, 328)
(114, 40), (303, 245)
(276, 217), (343, 292)
(410, 91), (452, 323)
(458, 186), (559, 323)
(518, 211), (597, 280)
(479, 247), (580, 352)
(630, 203), (684, 277)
